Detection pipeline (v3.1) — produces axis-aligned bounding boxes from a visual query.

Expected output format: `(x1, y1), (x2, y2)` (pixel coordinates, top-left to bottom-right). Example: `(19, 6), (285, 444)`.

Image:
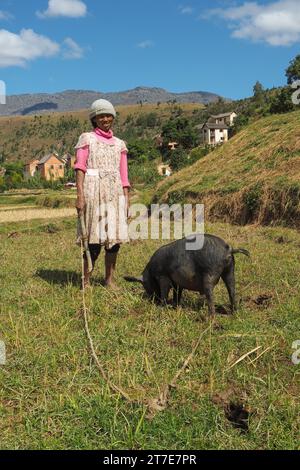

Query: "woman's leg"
(83, 244), (101, 287)
(104, 244), (120, 288)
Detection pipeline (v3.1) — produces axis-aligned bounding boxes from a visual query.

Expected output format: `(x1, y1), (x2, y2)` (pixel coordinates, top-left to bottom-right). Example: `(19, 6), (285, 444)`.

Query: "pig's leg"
(203, 275), (215, 316)
(158, 276), (172, 305)
(172, 286), (183, 307)
(221, 263), (237, 312)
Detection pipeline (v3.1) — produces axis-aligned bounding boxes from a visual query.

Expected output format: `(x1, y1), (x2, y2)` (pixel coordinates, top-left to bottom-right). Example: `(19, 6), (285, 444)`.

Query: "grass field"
(0, 192), (299, 450)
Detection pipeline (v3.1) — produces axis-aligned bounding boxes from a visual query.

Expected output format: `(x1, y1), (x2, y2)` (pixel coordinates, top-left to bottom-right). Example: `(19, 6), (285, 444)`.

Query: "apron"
(76, 132), (128, 248)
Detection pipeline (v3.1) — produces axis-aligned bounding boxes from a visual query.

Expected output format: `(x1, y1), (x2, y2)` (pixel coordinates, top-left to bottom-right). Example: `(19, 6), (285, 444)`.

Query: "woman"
(75, 99), (130, 288)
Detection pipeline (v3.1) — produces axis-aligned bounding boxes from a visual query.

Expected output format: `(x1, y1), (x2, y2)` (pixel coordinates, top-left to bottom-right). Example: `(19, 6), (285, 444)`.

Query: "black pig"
(124, 234), (250, 315)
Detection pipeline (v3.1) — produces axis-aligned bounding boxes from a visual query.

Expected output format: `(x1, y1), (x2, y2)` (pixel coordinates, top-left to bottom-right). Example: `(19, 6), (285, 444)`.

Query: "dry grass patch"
(0, 207), (76, 223)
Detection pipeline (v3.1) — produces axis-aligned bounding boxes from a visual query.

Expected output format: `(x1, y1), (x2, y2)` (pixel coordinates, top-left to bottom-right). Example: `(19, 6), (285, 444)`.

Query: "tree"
(127, 139), (160, 162)
(230, 114), (249, 136)
(4, 162), (23, 177)
(269, 87), (295, 114)
(253, 81), (264, 103)
(285, 54), (300, 84)
(169, 147), (188, 171)
(136, 112), (158, 129)
(161, 117), (199, 154)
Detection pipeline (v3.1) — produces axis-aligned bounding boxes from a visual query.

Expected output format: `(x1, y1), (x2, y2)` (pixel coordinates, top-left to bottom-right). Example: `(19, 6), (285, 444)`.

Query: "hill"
(0, 87), (222, 117)
(0, 102), (203, 165)
(153, 109), (300, 228)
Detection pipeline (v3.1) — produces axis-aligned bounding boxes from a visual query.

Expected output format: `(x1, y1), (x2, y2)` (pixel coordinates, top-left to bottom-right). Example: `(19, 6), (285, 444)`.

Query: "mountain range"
(0, 86), (223, 116)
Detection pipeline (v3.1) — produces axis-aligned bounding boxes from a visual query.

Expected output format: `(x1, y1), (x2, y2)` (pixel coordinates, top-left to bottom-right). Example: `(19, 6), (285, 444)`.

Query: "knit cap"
(89, 99), (116, 119)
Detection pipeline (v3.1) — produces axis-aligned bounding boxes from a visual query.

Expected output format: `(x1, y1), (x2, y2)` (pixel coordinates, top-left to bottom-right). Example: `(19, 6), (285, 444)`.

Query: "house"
(157, 163), (172, 177)
(23, 158), (40, 180)
(37, 153), (65, 181)
(196, 111), (237, 146)
(196, 122), (229, 146)
(208, 112), (237, 127)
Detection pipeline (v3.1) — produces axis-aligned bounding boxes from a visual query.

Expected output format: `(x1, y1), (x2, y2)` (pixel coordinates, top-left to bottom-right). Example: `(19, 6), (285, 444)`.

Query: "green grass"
(0, 213), (299, 449)
(0, 190), (76, 209)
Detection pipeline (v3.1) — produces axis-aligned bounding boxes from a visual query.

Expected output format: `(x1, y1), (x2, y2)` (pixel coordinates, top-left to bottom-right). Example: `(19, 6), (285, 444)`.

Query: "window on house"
(50, 165), (54, 169)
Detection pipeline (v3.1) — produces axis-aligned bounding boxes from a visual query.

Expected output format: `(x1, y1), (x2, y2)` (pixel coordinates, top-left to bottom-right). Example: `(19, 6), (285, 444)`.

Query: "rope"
(79, 239), (211, 416)
(146, 324), (211, 416)
(80, 240), (133, 402)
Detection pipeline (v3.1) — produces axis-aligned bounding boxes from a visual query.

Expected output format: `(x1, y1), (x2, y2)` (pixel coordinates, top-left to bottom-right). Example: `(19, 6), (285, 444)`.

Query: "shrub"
(127, 139), (160, 161)
(169, 147), (189, 171)
(269, 87), (295, 114)
(189, 146), (211, 164)
(243, 183), (263, 217)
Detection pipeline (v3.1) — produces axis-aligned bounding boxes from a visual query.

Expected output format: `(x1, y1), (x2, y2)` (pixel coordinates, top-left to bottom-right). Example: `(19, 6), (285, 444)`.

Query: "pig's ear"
(124, 275), (144, 284)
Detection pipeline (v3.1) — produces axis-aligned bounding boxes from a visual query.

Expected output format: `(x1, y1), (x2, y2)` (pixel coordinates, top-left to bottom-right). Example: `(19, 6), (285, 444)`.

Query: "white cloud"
(63, 37), (84, 59)
(0, 28), (60, 67)
(0, 10), (13, 20)
(179, 6), (194, 15)
(204, 0), (300, 46)
(137, 40), (154, 49)
(37, 0), (87, 19)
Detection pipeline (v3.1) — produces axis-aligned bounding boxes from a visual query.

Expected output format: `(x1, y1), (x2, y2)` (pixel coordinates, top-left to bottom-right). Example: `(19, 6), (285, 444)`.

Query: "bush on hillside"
(127, 139), (160, 162)
(286, 54), (300, 84)
(188, 146), (211, 164)
(169, 147), (189, 171)
(136, 112), (160, 129)
(128, 160), (160, 186)
(160, 117), (199, 157)
(269, 87), (295, 114)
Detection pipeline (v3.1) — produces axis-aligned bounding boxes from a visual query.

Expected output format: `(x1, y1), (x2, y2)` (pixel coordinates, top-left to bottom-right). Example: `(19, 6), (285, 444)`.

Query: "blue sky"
(0, 0), (299, 99)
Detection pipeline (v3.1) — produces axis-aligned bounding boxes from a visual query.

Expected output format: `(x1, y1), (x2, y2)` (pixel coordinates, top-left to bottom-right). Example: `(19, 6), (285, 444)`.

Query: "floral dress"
(75, 132), (129, 248)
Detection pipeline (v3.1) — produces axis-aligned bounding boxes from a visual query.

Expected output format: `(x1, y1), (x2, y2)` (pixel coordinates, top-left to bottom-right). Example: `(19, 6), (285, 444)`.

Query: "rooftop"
(38, 153), (64, 165)
(210, 112), (236, 119)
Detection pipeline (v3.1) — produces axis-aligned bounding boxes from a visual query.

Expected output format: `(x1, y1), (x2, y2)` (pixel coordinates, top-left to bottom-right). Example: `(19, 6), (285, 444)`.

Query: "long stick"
(80, 241), (133, 402)
(79, 214), (93, 273)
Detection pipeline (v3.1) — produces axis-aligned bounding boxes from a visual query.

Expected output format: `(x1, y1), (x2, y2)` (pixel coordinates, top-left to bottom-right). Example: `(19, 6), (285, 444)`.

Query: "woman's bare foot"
(80, 258), (93, 290)
(104, 280), (120, 291)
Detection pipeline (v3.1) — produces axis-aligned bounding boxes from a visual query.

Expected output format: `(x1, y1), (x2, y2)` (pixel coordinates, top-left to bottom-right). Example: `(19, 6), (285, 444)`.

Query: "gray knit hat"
(89, 99), (116, 119)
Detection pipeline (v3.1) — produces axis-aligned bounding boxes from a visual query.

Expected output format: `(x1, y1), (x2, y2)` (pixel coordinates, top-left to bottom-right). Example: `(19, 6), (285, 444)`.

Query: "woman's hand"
(76, 195), (85, 216)
(76, 169), (85, 216)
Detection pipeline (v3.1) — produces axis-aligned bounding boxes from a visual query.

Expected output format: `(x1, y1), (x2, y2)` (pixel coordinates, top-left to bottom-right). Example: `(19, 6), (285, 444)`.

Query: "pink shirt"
(74, 128), (130, 188)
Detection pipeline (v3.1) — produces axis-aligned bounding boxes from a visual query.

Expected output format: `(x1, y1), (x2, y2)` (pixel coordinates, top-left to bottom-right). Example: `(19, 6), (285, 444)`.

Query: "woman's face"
(95, 113), (114, 132)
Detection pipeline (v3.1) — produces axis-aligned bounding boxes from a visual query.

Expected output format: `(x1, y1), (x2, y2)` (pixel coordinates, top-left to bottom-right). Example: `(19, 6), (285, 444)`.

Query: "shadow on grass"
(36, 269), (104, 287)
(36, 269), (81, 287)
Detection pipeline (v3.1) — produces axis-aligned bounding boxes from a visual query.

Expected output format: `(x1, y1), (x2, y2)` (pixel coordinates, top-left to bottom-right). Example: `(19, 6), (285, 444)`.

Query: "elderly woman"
(75, 99), (130, 288)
